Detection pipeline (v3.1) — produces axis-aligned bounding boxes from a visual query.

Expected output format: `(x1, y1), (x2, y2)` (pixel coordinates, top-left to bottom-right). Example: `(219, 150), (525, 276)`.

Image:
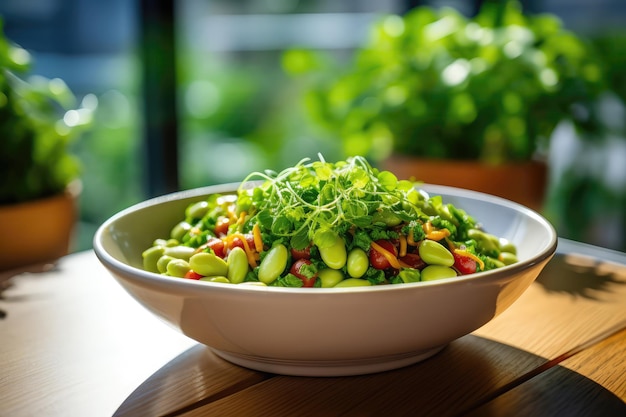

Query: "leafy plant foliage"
(0, 20), (94, 204)
(285, 0), (607, 164)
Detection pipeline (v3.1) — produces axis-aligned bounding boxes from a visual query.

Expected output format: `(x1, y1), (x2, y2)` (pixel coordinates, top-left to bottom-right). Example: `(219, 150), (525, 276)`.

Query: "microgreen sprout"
(238, 155), (425, 250)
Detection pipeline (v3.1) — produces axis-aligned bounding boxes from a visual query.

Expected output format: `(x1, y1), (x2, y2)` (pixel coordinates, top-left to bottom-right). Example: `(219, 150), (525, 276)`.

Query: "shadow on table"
(536, 252), (626, 299)
(113, 334), (626, 417)
(0, 261), (58, 319)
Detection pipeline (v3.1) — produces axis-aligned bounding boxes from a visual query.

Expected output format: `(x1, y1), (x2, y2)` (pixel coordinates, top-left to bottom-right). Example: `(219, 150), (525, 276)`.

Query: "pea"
(421, 265), (457, 281)
(142, 246), (164, 273)
(318, 268), (344, 288)
(258, 243), (288, 284)
(171, 221), (192, 241)
(334, 278), (372, 288)
(185, 201), (209, 219)
(499, 252), (518, 265)
(347, 248), (368, 278)
(156, 255), (175, 274)
(200, 276), (230, 283)
(398, 268), (421, 283)
(319, 236), (347, 269)
(418, 240), (454, 267)
(164, 245), (196, 261)
(227, 246), (249, 284)
(166, 258), (190, 278)
(189, 252), (228, 277)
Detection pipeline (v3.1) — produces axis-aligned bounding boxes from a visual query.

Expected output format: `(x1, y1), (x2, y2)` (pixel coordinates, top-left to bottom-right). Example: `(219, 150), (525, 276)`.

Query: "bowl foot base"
(211, 345), (447, 377)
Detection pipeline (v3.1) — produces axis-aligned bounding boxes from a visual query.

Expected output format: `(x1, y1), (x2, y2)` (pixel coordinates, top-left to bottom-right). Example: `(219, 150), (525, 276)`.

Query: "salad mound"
(142, 156), (518, 287)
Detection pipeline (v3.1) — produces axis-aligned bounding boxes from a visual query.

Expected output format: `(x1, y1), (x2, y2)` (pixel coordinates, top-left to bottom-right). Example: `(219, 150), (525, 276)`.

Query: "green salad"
(142, 156), (518, 287)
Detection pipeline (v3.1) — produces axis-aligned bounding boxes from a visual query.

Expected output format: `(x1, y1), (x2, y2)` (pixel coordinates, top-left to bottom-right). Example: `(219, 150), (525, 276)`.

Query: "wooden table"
(1, 238), (625, 416)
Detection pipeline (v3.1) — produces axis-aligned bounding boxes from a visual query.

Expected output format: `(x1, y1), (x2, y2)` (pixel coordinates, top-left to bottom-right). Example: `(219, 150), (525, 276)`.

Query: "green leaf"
(377, 171), (398, 191)
(313, 229), (338, 249)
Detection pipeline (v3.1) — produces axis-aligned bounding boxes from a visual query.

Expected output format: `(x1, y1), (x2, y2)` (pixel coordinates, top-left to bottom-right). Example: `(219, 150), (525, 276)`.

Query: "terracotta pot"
(381, 155), (548, 212)
(0, 181), (81, 271)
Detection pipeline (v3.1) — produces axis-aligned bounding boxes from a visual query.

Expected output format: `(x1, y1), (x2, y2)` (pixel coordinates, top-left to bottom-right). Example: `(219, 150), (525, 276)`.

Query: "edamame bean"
(227, 246), (249, 284)
(499, 239), (517, 255)
(166, 259), (190, 278)
(318, 268), (344, 288)
(421, 265), (457, 281)
(418, 240), (454, 267)
(171, 221), (192, 241)
(398, 268), (421, 283)
(468, 229), (499, 254)
(142, 246), (164, 273)
(161, 238), (179, 247)
(164, 245), (196, 261)
(258, 243), (288, 284)
(319, 236), (347, 269)
(200, 276), (230, 283)
(239, 281), (267, 286)
(189, 252), (228, 277)
(334, 278), (372, 288)
(185, 200), (209, 219)
(157, 255), (175, 274)
(347, 248), (368, 278)
(153, 238), (169, 247)
(499, 252), (518, 265)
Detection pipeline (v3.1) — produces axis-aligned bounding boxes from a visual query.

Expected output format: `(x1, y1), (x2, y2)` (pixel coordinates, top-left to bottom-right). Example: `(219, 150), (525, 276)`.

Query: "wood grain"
(2, 244), (626, 417)
(464, 364), (626, 417)
(560, 327), (626, 402)
(1, 252), (197, 417)
(179, 336), (547, 417)
(474, 253), (626, 358)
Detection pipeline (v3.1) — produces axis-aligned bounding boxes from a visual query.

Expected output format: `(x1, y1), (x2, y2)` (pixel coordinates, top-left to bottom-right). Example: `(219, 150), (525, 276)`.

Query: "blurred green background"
(1, 0), (624, 252)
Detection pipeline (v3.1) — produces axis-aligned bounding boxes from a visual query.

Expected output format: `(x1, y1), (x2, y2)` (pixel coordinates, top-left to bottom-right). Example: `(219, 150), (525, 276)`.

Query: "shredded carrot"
(252, 223), (264, 252)
(399, 235), (407, 257)
(423, 221), (433, 235)
(454, 249), (485, 270)
(407, 229), (418, 246)
(370, 241), (401, 269)
(425, 229), (450, 241)
(226, 206), (238, 222)
(225, 233), (257, 268)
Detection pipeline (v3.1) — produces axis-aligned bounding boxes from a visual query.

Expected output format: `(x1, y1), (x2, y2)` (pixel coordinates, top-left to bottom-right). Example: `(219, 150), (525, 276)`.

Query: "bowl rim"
(93, 183), (558, 295)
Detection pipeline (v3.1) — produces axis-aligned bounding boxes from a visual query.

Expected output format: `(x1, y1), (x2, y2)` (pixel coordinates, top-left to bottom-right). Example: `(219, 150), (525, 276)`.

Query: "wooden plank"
(464, 364), (626, 416)
(560, 327), (626, 402)
(474, 252), (626, 359)
(180, 335), (547, 417)
(114, 345), (270, 416)
(0, 252), (264, 417)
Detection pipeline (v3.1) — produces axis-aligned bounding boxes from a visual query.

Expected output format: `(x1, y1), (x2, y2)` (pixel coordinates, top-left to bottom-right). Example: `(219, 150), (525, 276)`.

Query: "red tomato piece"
(214, 216), (230, 236)
(290, 245), (311, 260)
(369, 239), (398, 270)
(289, 258), (318, 287)
(184, 270), (204, 280)
(453, 252), (477, 275)
(205, 237), (225, 258)
(229, 234), (255, 252)
(399, 253), (426, 270)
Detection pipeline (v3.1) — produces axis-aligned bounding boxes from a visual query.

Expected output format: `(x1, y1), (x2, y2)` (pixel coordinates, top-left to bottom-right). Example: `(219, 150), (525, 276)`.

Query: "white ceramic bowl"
(93, 183), (557, 376)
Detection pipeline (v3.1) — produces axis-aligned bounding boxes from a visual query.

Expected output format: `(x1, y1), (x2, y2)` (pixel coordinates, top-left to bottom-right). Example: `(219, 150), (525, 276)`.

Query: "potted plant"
(284, 0), (607, 210)
(0, 21), (95, 271)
